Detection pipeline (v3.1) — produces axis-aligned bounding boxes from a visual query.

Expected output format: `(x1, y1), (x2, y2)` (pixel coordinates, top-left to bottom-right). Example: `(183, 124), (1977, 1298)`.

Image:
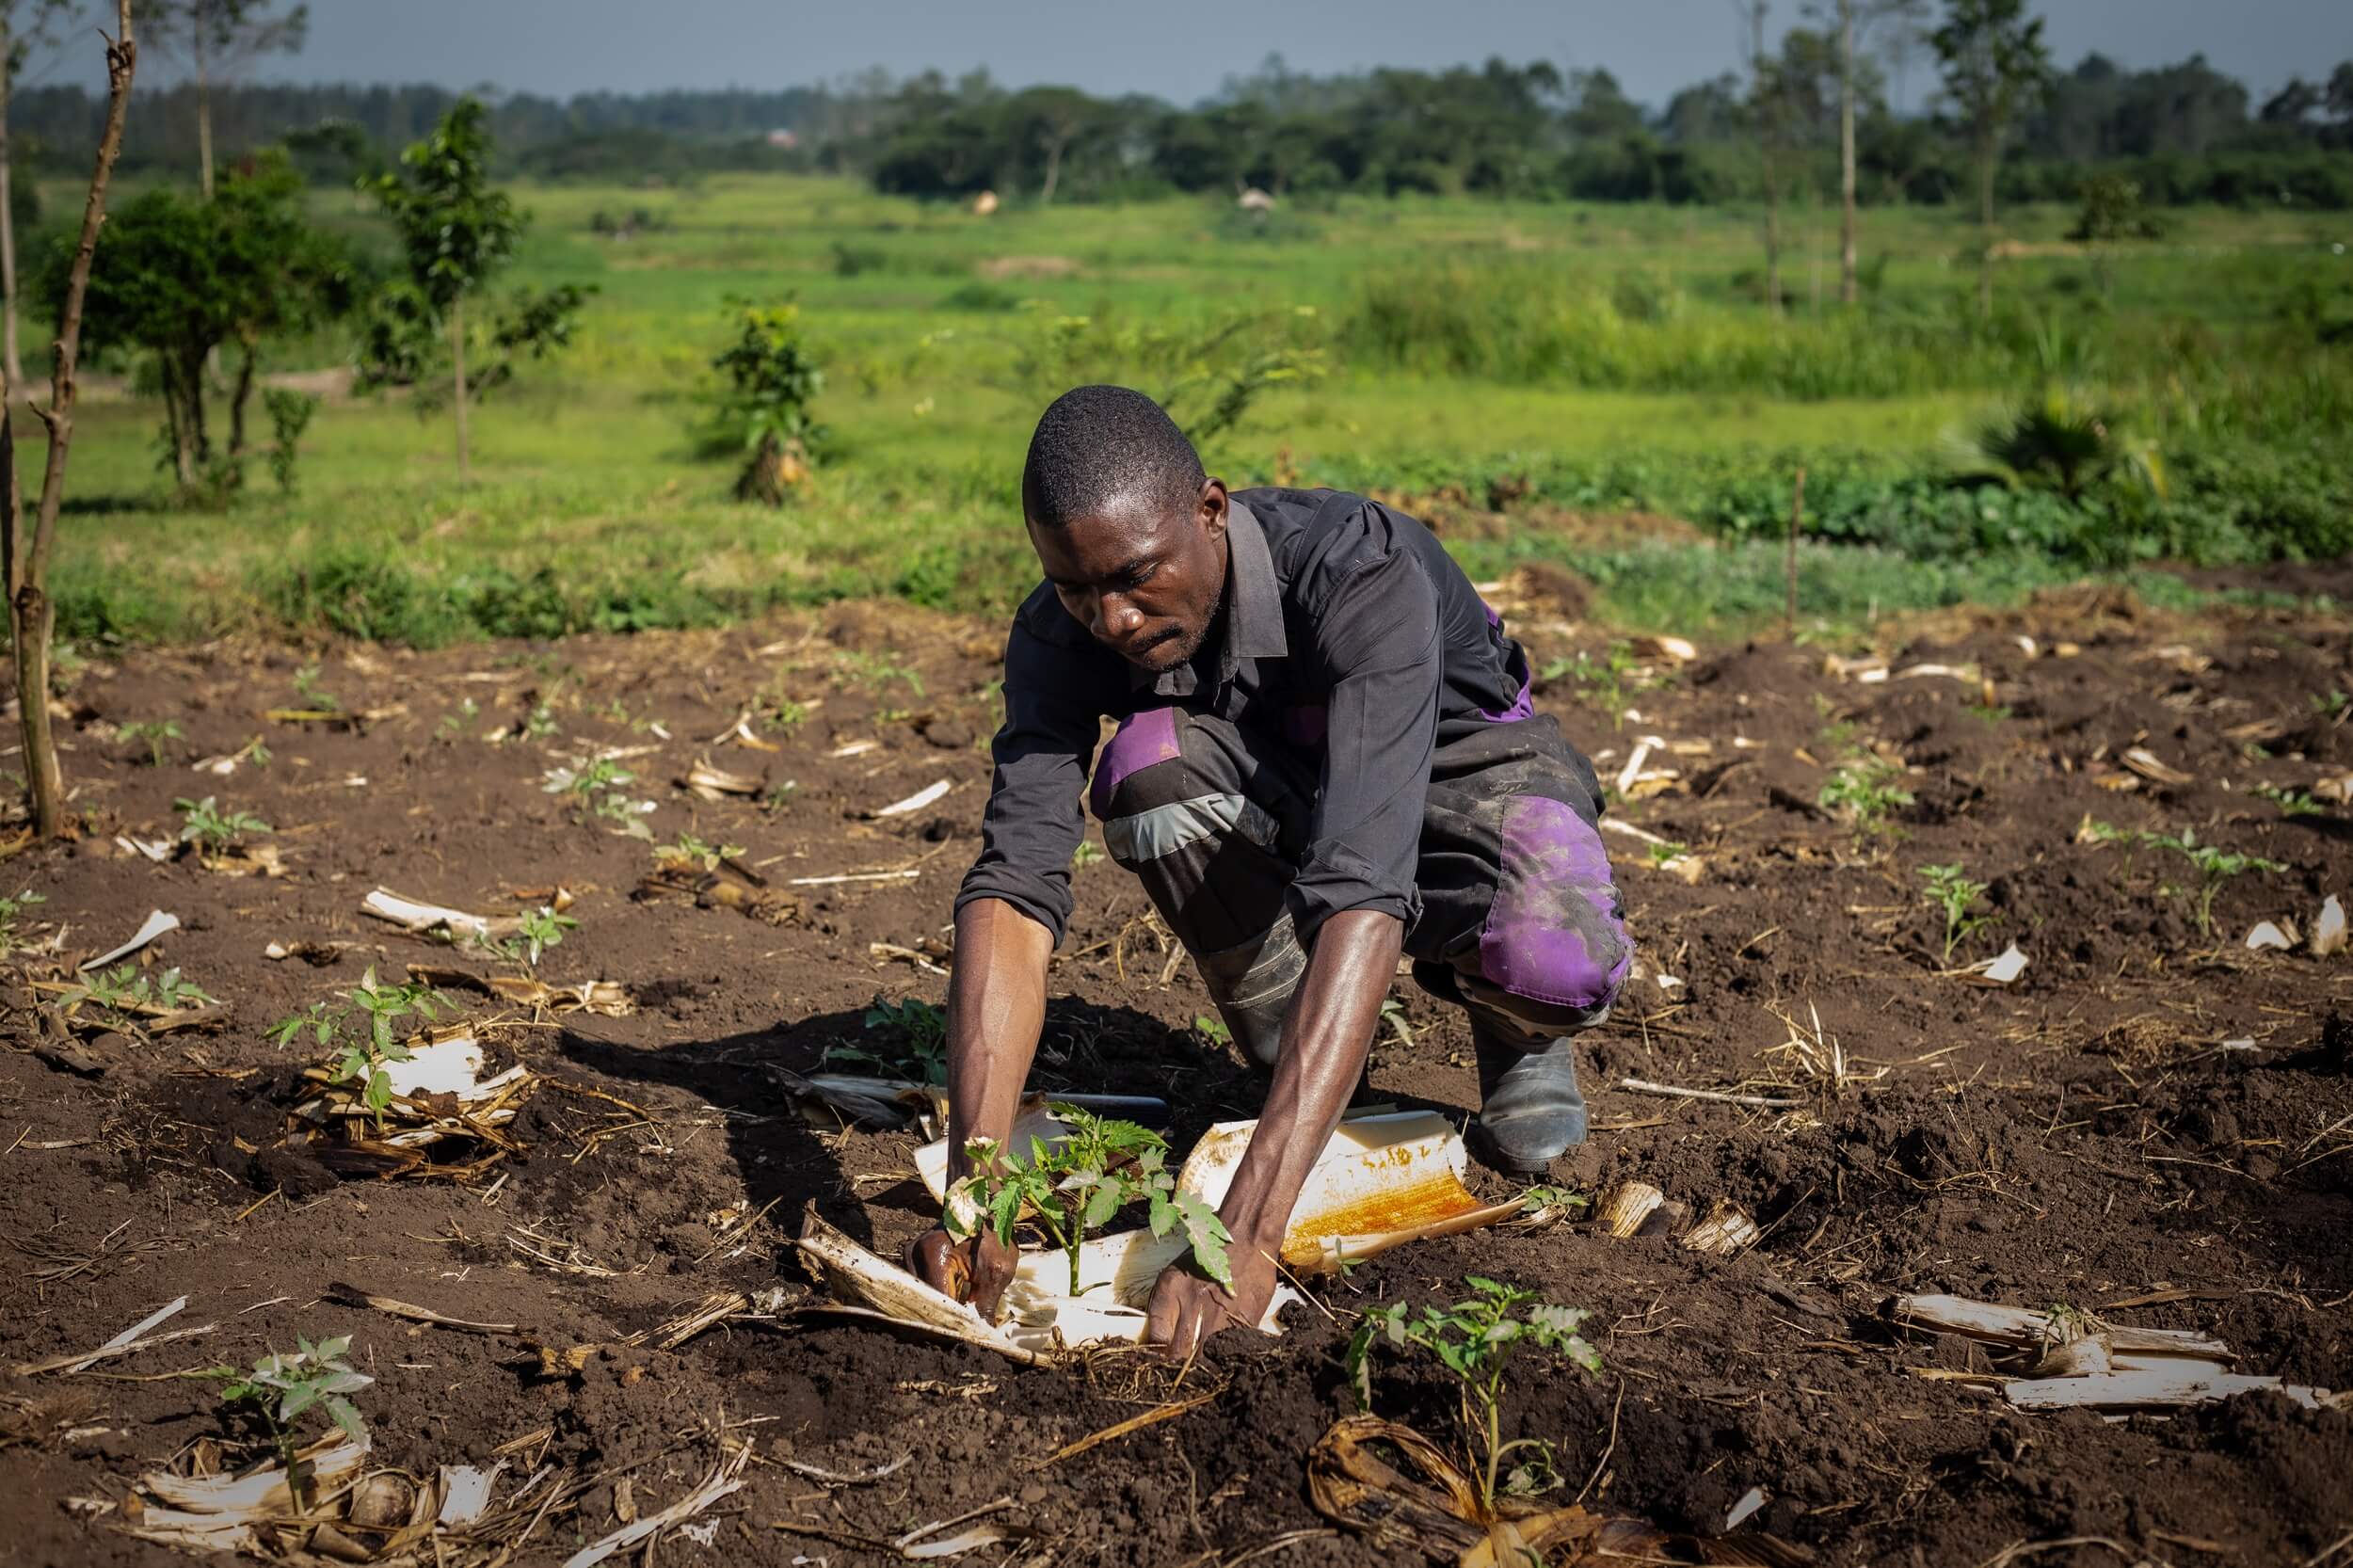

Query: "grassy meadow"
(46, 172), (2353, 646)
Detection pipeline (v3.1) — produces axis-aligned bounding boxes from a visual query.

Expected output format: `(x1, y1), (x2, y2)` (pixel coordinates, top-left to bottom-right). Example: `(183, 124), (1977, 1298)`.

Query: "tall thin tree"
(1930, 0), (2051, 318)
(1810, 0), (1926, 305)
(0, 0), (75, 387)
(1734, 1), (1785, 317)
(150, 0), (306, 199)
(367, 99), (518, 487)
(3, 0), (131, 839)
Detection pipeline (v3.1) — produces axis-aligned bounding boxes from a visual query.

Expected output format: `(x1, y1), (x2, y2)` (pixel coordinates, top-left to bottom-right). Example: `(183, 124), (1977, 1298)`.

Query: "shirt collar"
(1222, 499), (1289, 669)
(1129, 498), (1289, 695)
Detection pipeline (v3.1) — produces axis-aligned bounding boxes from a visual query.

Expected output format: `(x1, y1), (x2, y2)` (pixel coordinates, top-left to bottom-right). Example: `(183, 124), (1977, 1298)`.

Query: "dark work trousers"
(1087, 706), (1630, 1064)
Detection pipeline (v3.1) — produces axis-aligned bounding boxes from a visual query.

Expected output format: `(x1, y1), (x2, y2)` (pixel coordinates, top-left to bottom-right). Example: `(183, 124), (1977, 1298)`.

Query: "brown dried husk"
(1306, 1415), (1813, 1567)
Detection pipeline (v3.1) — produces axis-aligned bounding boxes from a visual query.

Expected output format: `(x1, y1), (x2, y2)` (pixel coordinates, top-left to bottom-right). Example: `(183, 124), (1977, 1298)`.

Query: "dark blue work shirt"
(956, 488), (1535, 944)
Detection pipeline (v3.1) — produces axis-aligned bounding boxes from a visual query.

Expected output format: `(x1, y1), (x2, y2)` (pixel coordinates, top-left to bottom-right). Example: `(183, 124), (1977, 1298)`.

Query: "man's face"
(1028, 480), (1228, 676)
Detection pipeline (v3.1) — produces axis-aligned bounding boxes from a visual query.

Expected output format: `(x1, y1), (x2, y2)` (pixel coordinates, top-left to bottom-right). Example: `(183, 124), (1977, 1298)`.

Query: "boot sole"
(1470, 1120), (1582, 1176)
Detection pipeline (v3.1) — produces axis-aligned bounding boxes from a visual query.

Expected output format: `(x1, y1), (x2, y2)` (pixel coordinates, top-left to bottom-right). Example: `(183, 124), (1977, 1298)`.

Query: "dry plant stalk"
(1681, 1200), (1762, 1257)
(1594, 1182), (1667, 1240)
(1761, 1000), (1885, 1094)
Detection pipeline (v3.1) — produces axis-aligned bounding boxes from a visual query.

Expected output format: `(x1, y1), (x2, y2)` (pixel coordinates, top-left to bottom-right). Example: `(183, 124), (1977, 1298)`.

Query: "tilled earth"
(2, 578), (2348, 1568)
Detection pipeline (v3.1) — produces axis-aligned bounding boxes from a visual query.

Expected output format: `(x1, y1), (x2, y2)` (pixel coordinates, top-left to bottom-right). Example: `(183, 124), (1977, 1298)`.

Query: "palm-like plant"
(1976, 387), (2162, 502)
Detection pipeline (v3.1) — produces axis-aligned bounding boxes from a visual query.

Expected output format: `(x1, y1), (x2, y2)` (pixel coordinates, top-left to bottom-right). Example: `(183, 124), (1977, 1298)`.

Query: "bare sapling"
(4, 0), (132, 838)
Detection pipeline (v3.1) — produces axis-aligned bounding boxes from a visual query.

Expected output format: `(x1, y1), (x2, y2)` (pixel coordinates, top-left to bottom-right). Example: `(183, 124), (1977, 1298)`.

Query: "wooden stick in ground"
(1785, 465), (1806, 637)
(1032, 1387), (1221, 1469)
(8, 0), (133, 839)
(1618, 1077), (1805, 1110)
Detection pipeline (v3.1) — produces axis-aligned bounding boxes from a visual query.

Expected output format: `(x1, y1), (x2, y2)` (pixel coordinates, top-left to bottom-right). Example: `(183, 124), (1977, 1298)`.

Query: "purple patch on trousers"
(1476, 600), (1534, 724)
(1478, 795), (1631, 1012)
(1089, 707), (1183, 819)
(1479, 679), (1534, 725)
(1284, 704), (1328, 748)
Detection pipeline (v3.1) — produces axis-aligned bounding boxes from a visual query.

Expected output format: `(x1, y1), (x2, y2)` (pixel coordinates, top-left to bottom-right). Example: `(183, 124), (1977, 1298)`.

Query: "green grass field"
(44, 174), (2353, 645)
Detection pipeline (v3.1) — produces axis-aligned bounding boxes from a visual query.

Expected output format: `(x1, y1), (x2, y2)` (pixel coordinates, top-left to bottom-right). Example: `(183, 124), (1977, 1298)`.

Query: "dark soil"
(3, 582), (2348, 1568)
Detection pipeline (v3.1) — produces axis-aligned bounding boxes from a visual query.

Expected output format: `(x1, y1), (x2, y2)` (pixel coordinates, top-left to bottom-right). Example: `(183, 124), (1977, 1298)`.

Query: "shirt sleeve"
(955, 615), (1107, 946)
(1287, 547), (1441, 940)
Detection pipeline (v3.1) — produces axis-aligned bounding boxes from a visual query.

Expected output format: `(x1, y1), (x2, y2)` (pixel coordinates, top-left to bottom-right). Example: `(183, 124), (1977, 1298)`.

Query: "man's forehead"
(1030, 501), (1190, 568)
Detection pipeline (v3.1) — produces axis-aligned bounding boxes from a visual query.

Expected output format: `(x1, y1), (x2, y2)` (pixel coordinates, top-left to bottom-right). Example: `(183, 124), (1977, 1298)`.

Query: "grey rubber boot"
(1468, 1002), (1590, 1174)
(1193, 913), (1306, 1068)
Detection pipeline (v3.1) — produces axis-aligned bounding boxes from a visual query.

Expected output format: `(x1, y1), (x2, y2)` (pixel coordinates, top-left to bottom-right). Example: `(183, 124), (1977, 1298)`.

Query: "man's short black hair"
(1021, 384), (1205, 528)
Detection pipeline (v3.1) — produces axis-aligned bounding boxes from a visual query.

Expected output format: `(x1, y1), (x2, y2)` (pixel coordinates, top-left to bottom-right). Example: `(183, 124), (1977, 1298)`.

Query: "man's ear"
(1198, 478), (1230, 541)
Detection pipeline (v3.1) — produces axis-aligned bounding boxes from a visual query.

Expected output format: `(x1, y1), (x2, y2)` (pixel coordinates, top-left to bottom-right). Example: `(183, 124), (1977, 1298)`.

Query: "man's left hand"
(1143, 1233), (1279, 1358)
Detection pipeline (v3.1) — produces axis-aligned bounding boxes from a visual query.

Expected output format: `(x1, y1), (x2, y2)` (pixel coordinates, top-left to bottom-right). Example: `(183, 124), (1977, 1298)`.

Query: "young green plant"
(542, 756), (653, 835)
(120, 719), (184, 766)
(653, 831), (745, 872)
(199, 1334), (371, 1506)
(498, 905), (577, 970)
(0, 888), (46, 955)
(291, 664), (343, 713)
(944, 1108), (1232, 1298)
(176, 795), (271, 855)
(1541, 641), (1644, 731)
(2251, 784), (2324, 820)
(268, 968), (449, 1129)
(1818, 756), (1914, 838)
(1346, 1276), (1601, 1514)
(2145, 828), (2286, 937)
(1643, 840), (1690, 868)
(826, 996), (950, 1083)
(57, 964), (215, 1029)
(1920, 861), (1995, 965)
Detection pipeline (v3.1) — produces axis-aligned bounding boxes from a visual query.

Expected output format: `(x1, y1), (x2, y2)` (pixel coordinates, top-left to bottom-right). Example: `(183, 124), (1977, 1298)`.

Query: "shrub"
(703, 298), (825, 505)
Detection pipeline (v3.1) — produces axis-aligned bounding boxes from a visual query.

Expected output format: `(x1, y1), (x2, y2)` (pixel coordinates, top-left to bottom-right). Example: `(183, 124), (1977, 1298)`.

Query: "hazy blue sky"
(121, 0), (2353, 108)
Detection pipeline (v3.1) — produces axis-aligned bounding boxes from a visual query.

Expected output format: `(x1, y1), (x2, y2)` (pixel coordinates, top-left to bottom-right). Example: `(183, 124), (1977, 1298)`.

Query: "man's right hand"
(909, 1226), (1018, 1320)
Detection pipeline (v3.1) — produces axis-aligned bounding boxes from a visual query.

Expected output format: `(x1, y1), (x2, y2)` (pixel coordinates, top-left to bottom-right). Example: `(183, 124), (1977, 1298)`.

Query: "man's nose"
(1096, 594), (1143, 642)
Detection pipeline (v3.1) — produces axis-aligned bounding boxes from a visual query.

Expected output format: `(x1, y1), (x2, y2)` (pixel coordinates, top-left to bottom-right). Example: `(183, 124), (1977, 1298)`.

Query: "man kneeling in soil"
(914, 385), (1629, 1353)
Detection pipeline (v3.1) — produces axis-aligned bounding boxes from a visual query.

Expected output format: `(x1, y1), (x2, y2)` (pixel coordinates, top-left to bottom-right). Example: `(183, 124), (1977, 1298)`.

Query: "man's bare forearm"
(944, 898), (1055, 1184)
(1212, 908), (1402, 1266)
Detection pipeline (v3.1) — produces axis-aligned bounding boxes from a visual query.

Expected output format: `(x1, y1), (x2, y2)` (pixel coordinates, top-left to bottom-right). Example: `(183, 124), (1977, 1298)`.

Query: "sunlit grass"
(39, 173), (2349, 646)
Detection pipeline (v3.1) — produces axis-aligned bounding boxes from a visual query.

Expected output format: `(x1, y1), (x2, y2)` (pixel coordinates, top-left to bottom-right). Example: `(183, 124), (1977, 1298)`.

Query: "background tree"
(1812, 0), (1927, 303)
(703, 299), (824, 505)
(366, 98), (517, 485)
(4, 0), (130, 839)
(1009, 86), (1099, 206)
(148, 0), (307, 198)
(1930, 0), (2052, 316)
(216, 152), (350, 454)
(1733, 7), (1847, 312)
(0, 0), (74, 387)
(60, 150), (348, 487)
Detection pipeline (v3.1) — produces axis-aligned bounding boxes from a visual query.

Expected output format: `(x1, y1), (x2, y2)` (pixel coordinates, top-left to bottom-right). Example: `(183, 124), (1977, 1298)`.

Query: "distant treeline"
(15, 48), (2353, 208)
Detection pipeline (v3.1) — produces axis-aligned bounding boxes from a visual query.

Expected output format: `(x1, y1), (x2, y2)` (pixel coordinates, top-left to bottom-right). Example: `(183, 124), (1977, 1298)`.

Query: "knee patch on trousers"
(1089, 707), (1281, 869)
(1475, 794), (1630, 1022)
(1088, 708), (1183, 821)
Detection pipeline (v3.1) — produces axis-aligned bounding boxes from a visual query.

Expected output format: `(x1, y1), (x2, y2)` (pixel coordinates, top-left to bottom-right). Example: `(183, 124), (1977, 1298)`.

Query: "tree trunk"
(1837, 0), (1858, 305)
(15, 1), (136, 838)
(737, 432), (784, 505)
(160, 371), (196, 488)
(1750, 3), (1781, 318)
(450, 298), (470, 484)
(182, 352), (209, 479)
(0, 41), (21, 390)
(229, 343), (256, 456)
(1040, 134), (1064, 205)
(1, 416), (57, 840)
(1977, 131), (1996, 319)
(197, 48), (214, 200)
